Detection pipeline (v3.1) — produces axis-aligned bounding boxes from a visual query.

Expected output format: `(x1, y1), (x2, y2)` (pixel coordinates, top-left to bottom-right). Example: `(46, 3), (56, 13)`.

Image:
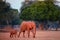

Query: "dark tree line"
(0, 1), (19, 25)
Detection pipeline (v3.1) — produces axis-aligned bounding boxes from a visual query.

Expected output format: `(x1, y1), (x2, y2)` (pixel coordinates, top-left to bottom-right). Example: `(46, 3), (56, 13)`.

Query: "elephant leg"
(10, 33), (13, 38)
(10, 33), (11, 37)
(31, 30), (35, 38)
(27, 29), (30, 38)
(18, 31), (21, 38)
(15, 33), (17, 38)
(32, 28), (36, 38)
(23, 30), (25, 37)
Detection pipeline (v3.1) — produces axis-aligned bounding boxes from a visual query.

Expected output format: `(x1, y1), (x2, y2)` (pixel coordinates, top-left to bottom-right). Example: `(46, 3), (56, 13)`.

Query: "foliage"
(0, 1), (19, 25)
(20, 1), (60, 22)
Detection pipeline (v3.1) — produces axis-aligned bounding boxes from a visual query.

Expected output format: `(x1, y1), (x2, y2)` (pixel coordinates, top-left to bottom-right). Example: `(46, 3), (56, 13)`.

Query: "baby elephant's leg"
(10, 33), (13, 38)
(15, 33), (17, 38)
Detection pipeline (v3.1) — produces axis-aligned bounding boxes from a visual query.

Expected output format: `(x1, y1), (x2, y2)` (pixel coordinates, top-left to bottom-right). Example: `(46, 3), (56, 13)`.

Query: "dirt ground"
(0, 30), (60, 40)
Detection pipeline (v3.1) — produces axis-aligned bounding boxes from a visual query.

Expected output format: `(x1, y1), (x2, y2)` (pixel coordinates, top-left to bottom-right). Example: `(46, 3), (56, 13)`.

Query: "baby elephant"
(10, 29), (17, 38)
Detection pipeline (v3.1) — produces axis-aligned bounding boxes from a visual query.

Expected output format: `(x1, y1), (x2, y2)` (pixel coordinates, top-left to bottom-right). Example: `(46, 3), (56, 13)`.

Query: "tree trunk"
(6, 20), (9, 25)
(56, 28), (58, 31)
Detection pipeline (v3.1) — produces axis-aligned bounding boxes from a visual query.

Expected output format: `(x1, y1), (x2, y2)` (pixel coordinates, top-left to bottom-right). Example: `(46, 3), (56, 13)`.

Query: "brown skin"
(18, 21), (36, 38)
(10, 29), (17, 38)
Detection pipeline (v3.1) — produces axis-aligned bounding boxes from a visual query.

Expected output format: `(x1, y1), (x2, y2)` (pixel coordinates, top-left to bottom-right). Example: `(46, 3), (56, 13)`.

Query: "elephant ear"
(31, 21), (36, 34)
(31, 21), (36, 38)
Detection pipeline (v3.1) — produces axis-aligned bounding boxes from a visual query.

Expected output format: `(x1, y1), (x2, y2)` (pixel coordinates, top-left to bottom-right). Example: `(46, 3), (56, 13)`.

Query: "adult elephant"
(18, 21), (36, 38)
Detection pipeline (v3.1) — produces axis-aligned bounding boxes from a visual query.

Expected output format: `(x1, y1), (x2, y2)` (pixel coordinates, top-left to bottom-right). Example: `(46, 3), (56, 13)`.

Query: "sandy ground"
(0, 30), (60, 40)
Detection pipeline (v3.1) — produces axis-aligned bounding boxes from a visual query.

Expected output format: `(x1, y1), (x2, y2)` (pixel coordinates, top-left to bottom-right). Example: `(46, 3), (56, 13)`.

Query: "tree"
(0, 1), (10, 25)
(45, 0), (60, 21)
(0, 1), (19, 25)
(20, 1), (60, 22)
(20, 2), (48, 21)
(5, 9), (19, 25)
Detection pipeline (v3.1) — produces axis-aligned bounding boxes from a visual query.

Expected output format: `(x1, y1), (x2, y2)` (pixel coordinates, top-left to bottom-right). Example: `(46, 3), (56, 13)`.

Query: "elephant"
(18, 21), (36, 38)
